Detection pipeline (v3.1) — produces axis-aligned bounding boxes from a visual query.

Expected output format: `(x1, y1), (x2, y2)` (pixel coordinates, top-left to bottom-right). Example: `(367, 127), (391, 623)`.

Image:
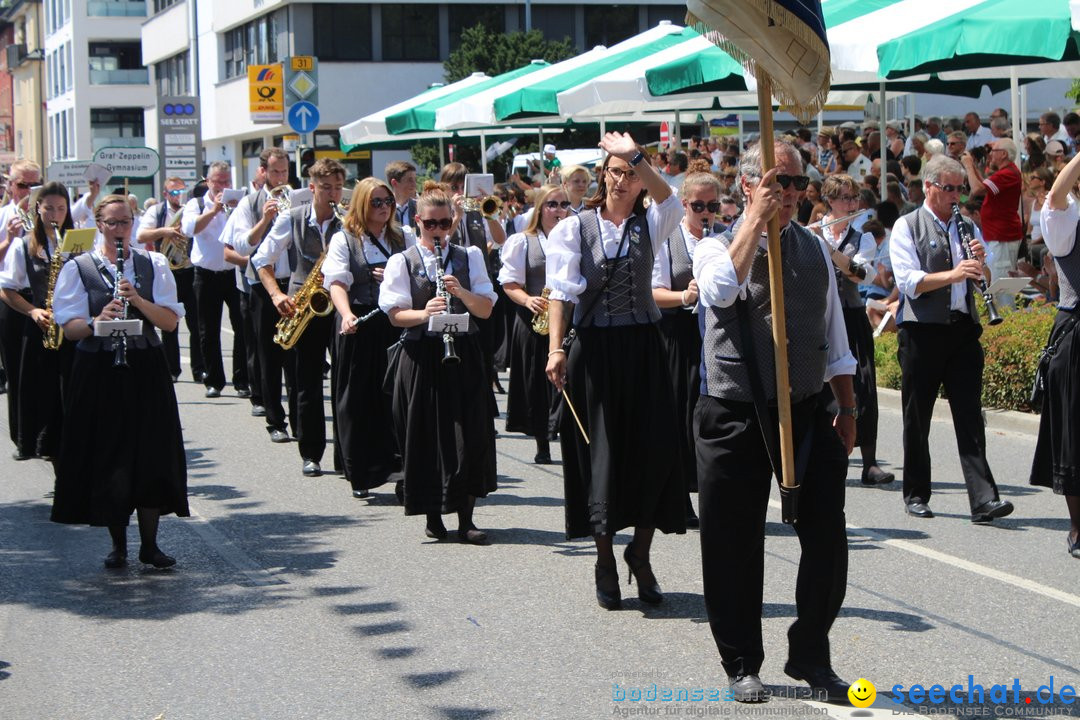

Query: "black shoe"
(138, 547), (176, 568)
(395, 479), (404, 505)
(103, 549), (127, 569)
(251, 405), (267, 417)
(171, 374), (180, 383)
(458, 527), (489, 545)
(1068, 533), (1080, 559)
(905, 501), (933, 518)
(594, 562), (621, 610)
(971, 499), (1014, 524)
(302, 460), (321, 477)
(205, 387), (221, 398)
(269, 429), (290, 443)
(352, 489), (370, 499)
(861, 465), (895, 485)
(623, 542), (663, 605)
(194, 370), (208, 383)
(425, 515), (448, 541)
(12, 450), (32, 461)
(728, 674), (769, 703)
(235, 386), (252, 398)
(493, 378), (505, 394)
(686, 495), (700, 528)
(783, 661), (849, 702)
(534, 451), (552, 464)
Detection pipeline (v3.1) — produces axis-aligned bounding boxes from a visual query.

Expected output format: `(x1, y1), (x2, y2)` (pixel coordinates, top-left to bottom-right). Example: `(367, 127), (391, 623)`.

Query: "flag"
(685, 0), (831, 121)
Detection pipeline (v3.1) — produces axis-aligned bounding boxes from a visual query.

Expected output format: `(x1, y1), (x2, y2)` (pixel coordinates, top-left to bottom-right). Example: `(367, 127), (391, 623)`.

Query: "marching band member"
(694, 143), (856, 701)
(325, 177), (412, 499)
(544, 132), (686, 610)
(387, 161), (419, 233)
(498, 183), (568, 464)
(180, 161), (250, 399)
(69, 179), (100, 229)
(561, 165), (591, 215)
(652, 170), (724, 528)
(253, 158), (345, 477)
(136, 176), (205, 383)
(815, 174), (893, 486)
(0, 182), (75, 461)
(50, 195), (188, 569)
(379, 181), (497, 544)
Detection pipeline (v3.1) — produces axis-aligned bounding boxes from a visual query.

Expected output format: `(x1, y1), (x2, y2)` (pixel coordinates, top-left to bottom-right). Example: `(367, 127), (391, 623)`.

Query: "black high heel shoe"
(425, 514), (448, 541)
(138, 546), (176, 568)
(595, 562), (621, 610)
(624, 542), (663, 605)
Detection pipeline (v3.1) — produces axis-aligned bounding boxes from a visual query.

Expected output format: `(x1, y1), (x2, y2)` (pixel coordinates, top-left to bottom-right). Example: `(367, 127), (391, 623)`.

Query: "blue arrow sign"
(288, 101), (320, 134)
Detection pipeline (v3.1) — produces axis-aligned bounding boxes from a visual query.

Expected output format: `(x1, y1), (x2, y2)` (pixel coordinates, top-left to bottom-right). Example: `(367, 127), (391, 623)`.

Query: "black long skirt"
(15, 319), (75, 458)
(392, 333), (497, 516)
(658, 309), (701, 492)
(0, 300), (27, 446)
(561, 323), (686, 540)
(820, 306), (879, 447)
(51, 345), (189, 526)
(333, 307), (402, 492)
(1030, 310), (1079, 495)
(505, 307), (557, 437)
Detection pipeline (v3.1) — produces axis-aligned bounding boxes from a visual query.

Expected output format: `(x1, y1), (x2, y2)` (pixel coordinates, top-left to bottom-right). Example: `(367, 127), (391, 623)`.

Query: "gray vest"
(661, 226), (694, 317)
(1055, 219), (1080, 311)
(453, 210), (487, 252)
(402, 244), (477, 340)
(345, 231), (397, 307)
(523, 233), (547, 296)
(895, 208), (978, 325)
(73, 251), (161, 351)
(573, 211), (661, 327)
(833, 225), (865, 309)
(287, 206), (340, 296)
(243, 188), (269, 284)
(700, 221), (830, 403)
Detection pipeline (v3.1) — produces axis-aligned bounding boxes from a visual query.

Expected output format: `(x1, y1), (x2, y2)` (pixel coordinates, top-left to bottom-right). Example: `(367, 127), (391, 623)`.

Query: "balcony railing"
(87, 1), (148, 17)
(92, 136), (147, 153)
(89, 68), (150, 85)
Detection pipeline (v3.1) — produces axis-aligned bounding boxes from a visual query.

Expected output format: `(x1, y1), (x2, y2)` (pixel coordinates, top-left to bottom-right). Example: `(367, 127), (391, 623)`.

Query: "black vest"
(73, 251), (161, 351)
(22, 239), (53, 307)
(402, 244), (476, 340)
(1056, 219), (1080, 311)
(287, 206), (341, 296)
(574, 211), (661, 327)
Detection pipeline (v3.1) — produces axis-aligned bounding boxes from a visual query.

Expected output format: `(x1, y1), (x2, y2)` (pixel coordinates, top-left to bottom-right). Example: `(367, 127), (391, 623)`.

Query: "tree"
(444, 25), (575, 84)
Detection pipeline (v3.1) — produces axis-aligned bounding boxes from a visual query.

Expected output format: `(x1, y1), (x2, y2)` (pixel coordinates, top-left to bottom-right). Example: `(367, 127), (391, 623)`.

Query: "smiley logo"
(848, 678), (876, 708)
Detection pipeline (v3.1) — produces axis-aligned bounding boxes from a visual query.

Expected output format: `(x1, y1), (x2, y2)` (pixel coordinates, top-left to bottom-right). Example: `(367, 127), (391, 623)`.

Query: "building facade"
(2, 0), (46, 170)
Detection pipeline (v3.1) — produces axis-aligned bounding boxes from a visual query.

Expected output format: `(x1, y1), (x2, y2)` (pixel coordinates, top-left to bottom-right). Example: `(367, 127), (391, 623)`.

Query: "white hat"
(543, 144), (556, 155)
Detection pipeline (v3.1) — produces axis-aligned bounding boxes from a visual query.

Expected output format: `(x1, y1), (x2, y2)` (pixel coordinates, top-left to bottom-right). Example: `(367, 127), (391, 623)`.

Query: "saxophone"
(42, 223), (64, 350)
(273, 251), (333, 350)
(531, 287), (552, 335)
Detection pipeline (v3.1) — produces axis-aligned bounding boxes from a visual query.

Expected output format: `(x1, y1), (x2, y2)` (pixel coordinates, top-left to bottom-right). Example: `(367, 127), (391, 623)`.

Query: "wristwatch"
(837, 406), (858, 419)
(629, 151), (645, 166)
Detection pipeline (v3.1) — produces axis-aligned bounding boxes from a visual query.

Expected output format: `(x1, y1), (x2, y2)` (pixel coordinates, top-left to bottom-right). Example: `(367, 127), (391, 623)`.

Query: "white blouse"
(497, 231), (547, 287)
(322, 225), (416, 289)
(378, 243), (497, 314)
(0, 236), (60, 291)
(651, 221), (705, 290)
(52, 248), (185, 326)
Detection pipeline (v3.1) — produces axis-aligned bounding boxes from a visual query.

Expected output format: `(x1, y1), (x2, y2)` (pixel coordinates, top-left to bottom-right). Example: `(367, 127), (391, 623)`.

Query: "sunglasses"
(13, 182), (33, 190)
(544, 200), (572, 209)
(370, 196), (395, 208)
(420, 218), (453, 230)
(835, 194), (860, 203)
(688, 201), (722, 213)
(720, 214), (736, 223)
(605, 167), (638, 182)
(101, 219), (132, 229)
(931, 182), (968, 193)
(167, 189), (185, 196)
(775, 174), (810, 191)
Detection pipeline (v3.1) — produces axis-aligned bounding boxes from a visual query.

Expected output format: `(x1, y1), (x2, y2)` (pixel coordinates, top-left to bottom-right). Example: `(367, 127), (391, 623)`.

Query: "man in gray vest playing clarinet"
(890, 155), (1014, 523)
(694, 141), (856, 703)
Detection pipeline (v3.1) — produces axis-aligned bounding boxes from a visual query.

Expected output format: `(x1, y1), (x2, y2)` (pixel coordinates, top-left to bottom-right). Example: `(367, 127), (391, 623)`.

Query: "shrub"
(873, 300), (1059, 413)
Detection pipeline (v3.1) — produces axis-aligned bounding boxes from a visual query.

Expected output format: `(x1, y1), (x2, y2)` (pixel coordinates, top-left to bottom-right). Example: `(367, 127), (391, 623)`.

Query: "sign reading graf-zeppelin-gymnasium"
(92, 146), (160, 178)
(157, 96), (203, 188)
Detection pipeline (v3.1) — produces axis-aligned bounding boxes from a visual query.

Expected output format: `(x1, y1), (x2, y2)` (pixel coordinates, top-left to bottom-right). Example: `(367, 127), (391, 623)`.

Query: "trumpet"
(329, 200), (347, 223)
(463, 195), (502, 217)
(16, 204), (33, 233)
(269, 184), (292, 214)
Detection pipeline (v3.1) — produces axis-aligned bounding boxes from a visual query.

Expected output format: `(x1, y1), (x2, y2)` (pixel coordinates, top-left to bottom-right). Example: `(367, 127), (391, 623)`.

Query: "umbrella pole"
(481, 131), (488, 173)
(756, 71), (798, 524)
(879, 80), (887, 169)
(1010, 66), (1020, 144)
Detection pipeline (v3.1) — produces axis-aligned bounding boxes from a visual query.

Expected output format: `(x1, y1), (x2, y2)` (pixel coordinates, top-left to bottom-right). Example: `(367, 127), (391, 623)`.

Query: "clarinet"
(432, 240), (460, 365)
(950, 203), (1003, 326)
(113, 236), (130, 367)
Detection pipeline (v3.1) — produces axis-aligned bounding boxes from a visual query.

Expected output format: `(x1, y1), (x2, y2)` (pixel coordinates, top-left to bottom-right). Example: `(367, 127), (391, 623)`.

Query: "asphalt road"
(0, 331), (1077, 720)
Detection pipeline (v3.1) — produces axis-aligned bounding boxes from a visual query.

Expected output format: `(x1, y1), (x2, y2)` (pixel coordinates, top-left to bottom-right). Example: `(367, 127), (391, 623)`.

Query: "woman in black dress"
(50, 194), (188, 569)
(0, 181), (75, 462)
(379, 182), (498, 544)
(498, 183), (569, 463)
(325, 177), (412, 499)
(545, 132), (686, 610)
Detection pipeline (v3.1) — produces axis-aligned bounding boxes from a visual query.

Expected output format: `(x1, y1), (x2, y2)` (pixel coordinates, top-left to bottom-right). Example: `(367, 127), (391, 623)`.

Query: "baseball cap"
(1045, 140), (1066, 156)
(543, 144), (556, 155)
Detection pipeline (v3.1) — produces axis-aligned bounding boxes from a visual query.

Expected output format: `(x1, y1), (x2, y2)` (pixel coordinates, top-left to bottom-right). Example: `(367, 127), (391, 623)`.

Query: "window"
(647, 5), (684, 27)
(89, 41), (149, 84)
(381, 5), (438, 62)
(313, 5), (372, 61)
(156, 51), (190, 96)
(223, 10), (284, 79)
(584, 5), (638, 48)
(66, 42), (73, 91)
(449, 5), (502, 52)
(531, 5), (576, 46)
(153, 0), (182, 13)
(87, 0), (147, 17)
(91, 107), (145, 151)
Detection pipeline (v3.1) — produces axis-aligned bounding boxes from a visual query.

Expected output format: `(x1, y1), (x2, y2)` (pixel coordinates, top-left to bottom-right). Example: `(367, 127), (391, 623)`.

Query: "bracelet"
(548, 349), (566, 357)
(680, 289), (689, 306)
(836, 406), (858, 419)
(629, 151), (645, 167)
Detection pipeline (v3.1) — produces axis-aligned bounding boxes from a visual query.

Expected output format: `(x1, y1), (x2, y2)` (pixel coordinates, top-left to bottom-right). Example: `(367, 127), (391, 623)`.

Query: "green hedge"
(874, 300), (1059, 413)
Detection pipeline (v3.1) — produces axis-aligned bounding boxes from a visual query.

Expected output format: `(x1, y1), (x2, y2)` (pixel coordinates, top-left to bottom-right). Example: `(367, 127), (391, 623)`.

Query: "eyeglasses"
(720, 214), (736, 223)
(420, 218), (453, 230)
(931, 182), (967, 193)
(688, 201), (722, 213)
(948, 140), (965, 146)
(775, 174), (810, 191)
(834, 194), (860, 203)
(544, 200), (572, 209)
(101, 219), (132, 229)
(370, 197), (395, 208)
(13, 182), (33, 190)
(166, 189), (185, 196)
(605, 167), (638, 182)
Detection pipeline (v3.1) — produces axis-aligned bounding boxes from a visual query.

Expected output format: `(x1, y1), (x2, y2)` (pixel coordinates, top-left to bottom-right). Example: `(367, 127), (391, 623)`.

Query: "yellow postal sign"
(249, 64), (283, 122)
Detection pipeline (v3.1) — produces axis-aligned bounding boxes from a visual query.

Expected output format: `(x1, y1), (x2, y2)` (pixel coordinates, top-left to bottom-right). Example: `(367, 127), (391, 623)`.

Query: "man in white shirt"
(69, 179), (101, 229)
(963, 112), (994, 151)
(180, 160), (249, 399)
(386, 160), (418, 233)
(1040, 112), (1071, 148)
(0, 159), (41, 418)
(842, 141), (871, 181)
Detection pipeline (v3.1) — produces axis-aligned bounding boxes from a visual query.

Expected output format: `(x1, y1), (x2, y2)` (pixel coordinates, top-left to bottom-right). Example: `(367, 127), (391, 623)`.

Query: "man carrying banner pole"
(688, 0), (856, 703)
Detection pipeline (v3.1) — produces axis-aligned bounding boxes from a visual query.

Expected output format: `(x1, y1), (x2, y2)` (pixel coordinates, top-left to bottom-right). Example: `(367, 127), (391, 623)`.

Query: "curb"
(876, 387), (1041, 437)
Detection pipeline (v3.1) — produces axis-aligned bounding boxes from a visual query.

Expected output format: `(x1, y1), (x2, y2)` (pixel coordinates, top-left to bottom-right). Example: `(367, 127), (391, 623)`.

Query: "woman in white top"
(498, 184), (569, 463)
(561, 164), (591, 215)
(1026, 167), (1054, 270)
(0, 181), (75, 461)
(325, 176), (414, 500)
(544, 132), (686, 610)
(50, 195), (188, 569)
(379, 182), (498, 545)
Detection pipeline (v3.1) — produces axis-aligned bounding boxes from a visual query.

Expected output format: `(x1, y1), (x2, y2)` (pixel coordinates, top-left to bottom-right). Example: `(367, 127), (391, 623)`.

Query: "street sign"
(288, 101), (320, 134)
(158, 96), (203, 187)
(660, 121), (670, 145)
(92, 147), (160, 178)
(46, 160), (92, 187)
(249, 64), (283, 123)
(285, 56), (318, 108)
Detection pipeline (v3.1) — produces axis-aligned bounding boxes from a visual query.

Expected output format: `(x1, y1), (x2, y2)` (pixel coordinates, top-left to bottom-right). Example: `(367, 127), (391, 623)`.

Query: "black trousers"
(162, 267), (205, 380)
(695, 395), (848, 678)
(293, 312), (333, 463)
(897, 317), (1000, 510)
(193, 267), (247, 391)
(0, 300), (26, 445)
(251, 282), (296, 433)
(237, 287), (263, 406)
